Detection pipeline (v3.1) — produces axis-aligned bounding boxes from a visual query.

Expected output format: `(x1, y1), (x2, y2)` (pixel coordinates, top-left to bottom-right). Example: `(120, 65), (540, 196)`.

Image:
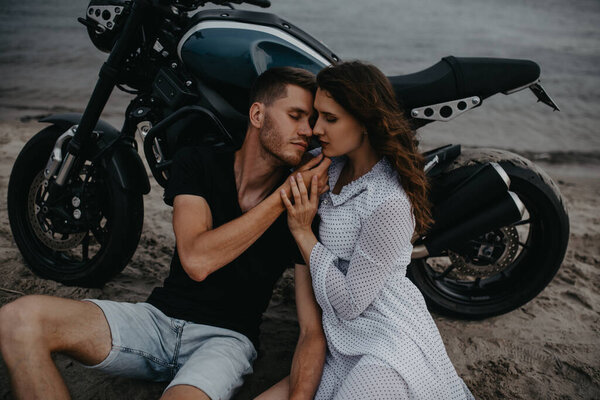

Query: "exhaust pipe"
(429, 162), (510, 234)
(413, 190), (525, 259)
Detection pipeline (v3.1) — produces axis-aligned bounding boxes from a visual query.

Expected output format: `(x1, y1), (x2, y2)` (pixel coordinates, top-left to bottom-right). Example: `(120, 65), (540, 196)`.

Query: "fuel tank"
(178, 9), (337, 115)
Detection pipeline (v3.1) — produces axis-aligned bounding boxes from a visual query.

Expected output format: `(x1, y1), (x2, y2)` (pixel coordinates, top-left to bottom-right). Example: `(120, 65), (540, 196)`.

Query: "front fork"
(44, 0), (148, 202)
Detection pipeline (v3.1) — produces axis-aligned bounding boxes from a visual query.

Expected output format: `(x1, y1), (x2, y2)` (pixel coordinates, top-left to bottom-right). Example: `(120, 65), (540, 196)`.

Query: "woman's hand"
(281, 173), (319, 235)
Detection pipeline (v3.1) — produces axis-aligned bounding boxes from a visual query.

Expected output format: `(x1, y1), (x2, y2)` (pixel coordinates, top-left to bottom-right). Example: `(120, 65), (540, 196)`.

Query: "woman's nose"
(312, 118), (324, 136)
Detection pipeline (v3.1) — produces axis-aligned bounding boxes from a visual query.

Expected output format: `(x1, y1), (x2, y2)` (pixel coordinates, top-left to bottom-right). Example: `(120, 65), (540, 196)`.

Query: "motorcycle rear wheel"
(7, 125), (144, 287)
(409, 149), (570, 318)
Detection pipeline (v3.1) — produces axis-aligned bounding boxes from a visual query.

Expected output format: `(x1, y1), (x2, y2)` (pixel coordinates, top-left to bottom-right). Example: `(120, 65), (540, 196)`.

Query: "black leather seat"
(388, 56), (540, 111)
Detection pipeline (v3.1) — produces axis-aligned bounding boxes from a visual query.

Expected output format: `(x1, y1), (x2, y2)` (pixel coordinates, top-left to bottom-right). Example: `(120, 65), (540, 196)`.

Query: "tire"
(408, 148), (570, 318)
(7, 125), (144, 287)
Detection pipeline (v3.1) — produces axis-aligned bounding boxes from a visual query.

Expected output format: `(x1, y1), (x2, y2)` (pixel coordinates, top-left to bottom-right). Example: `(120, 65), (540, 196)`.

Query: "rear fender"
(423, 144), (462, 177)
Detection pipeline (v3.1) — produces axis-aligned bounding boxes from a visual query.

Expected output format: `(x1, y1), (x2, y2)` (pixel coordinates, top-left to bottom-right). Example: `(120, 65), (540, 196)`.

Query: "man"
(0, 67), (331, 400)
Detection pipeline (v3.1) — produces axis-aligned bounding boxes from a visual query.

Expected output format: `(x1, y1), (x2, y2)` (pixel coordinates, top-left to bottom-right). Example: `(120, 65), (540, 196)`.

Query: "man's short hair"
(249, 67), (316, 109)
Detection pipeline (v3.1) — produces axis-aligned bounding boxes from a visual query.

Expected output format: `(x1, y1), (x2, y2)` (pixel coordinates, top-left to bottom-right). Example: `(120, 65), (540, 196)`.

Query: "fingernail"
(313, 175), (317, 181)
(280, 189), (286, 194)
(290, 176), (295, 183)
(297, 173), (302, 179)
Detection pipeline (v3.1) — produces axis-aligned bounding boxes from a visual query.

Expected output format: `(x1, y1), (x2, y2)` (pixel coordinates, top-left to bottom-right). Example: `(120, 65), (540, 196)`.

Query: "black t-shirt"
(146, 146), (300, 348)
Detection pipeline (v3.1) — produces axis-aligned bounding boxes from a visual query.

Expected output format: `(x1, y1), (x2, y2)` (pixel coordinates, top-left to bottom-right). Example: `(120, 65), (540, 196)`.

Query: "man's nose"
(298, 121), (313, 137)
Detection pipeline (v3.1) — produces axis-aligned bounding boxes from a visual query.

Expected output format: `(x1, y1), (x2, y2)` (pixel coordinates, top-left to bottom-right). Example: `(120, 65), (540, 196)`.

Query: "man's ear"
(249, 102), (264, 129)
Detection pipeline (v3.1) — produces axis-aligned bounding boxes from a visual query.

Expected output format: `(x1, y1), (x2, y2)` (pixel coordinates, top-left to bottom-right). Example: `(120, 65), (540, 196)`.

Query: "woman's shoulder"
(363, 163), (415, 235)
(356, 159), (410, 217)
(367, 157), (407, 197)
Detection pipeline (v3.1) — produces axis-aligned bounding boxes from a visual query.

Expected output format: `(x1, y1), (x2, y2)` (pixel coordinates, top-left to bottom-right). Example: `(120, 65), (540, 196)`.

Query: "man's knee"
(0, 295), (53, 352)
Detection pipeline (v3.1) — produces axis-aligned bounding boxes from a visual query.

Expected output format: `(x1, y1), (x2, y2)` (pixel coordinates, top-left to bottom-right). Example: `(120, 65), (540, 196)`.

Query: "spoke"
(434, 263), (457, 280)
(511, 218), (533, 227)
(81, 233), (90, 261)
(518, 241), (530, 250)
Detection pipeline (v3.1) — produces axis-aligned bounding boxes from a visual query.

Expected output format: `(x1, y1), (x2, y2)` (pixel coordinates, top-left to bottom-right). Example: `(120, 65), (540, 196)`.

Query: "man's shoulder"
(164, 145), (236, 206)
(175, 145), (236, 163)
(171, 145), (237, 176)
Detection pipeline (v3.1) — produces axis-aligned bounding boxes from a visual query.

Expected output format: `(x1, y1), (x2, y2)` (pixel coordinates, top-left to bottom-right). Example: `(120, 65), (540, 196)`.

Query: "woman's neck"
(332, 140), (381, 194)
(344, 140), (381, 181)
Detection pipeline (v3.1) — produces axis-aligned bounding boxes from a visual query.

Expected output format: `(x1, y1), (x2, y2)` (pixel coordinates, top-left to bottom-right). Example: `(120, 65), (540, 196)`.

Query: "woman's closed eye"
(315, 113), (337, 124)
(319, 112), (337, 123)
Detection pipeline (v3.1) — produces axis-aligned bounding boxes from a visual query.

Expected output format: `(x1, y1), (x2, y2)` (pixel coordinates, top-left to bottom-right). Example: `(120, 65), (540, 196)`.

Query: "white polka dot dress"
(309, 151), (474, 400)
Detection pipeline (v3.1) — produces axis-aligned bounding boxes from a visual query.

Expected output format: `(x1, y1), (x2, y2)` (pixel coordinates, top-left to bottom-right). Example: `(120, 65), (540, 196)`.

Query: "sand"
(0, 120), (599, 399)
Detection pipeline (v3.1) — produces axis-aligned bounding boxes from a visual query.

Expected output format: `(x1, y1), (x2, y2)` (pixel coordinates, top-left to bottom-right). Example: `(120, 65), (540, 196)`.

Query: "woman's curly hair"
(317, 61), (433, 234)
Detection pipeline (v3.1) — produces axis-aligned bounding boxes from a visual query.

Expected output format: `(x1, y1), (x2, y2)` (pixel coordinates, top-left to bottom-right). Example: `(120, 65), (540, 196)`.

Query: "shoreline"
(3, 109), (600, 164)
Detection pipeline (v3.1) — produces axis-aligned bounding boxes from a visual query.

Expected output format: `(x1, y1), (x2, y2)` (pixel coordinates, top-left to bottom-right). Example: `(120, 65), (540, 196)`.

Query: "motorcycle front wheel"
(7, 125), (144, 287)
(409, 149), (570, 318)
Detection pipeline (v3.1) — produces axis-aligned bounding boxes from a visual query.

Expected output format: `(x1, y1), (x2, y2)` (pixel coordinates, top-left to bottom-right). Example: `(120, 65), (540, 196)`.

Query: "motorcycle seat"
(388, 56), (540, 111)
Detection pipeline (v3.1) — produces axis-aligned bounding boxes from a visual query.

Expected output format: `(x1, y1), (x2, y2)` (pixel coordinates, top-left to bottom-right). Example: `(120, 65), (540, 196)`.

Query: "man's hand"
(281, 153), (331, 199)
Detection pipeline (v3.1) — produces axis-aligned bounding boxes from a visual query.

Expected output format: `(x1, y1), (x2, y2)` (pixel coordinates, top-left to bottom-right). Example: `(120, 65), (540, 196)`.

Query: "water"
(1, 0), (599, 154)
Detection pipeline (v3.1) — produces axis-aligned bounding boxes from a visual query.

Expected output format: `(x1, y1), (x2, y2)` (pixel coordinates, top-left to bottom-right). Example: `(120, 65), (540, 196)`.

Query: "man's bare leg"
(0, 295), (112, 400)
(160, 384), (211, 400)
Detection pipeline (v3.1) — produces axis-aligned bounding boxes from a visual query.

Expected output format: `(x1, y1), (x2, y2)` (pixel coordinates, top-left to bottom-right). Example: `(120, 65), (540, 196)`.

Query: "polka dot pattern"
(309, 151), (474, 399)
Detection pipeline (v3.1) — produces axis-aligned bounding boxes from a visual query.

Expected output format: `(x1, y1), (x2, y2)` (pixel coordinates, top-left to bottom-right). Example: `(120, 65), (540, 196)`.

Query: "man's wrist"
(267, 187), (286, 213)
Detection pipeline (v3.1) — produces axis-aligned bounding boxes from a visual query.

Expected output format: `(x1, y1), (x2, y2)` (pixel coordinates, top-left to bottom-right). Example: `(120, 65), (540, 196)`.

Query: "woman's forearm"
(291, 229), (319, 267)
(289, 330), (326, 399)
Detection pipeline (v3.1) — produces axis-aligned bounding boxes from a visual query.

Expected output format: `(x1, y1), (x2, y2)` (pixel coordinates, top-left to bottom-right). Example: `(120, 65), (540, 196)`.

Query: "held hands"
(284, 152), (331, 196)
(278, 152), (330, 234)
(281, 173), (320, 234)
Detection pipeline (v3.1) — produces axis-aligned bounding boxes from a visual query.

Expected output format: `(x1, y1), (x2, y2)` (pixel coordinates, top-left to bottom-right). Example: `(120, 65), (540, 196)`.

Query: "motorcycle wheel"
(7, 125), (144, 287)
(408, 148), (570, 318)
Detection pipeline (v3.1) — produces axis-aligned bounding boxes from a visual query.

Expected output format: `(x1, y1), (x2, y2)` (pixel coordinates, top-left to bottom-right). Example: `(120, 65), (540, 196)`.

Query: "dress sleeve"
(309, 195), (415, 321)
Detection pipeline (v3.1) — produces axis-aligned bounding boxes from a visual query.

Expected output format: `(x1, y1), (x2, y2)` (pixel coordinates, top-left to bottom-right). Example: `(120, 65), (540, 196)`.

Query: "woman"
(280, 61), (474, 399)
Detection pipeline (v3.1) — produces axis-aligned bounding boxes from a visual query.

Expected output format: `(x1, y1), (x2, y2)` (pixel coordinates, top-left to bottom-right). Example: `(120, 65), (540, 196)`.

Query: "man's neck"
(234, 131), (287, 212)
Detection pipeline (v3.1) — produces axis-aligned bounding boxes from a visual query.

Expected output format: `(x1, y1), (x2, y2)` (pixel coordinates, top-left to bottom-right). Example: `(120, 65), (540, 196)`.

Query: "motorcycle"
(7, 0), (568, 319)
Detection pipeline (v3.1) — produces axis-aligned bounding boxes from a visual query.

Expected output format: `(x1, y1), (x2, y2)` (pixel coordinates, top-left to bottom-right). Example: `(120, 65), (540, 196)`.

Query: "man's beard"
(258, 112), (301, 166)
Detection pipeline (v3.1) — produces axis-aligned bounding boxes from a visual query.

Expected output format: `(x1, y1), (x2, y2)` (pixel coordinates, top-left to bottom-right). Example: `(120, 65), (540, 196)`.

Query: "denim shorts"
(83, 300), (257, 400)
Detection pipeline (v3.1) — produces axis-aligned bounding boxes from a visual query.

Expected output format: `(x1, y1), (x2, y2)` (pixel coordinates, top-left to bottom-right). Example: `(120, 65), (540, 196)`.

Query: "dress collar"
(326, 156), (390, 206)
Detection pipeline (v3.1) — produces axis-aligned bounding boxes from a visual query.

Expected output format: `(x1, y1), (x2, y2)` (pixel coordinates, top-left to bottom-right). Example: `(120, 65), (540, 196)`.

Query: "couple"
(0, 62), (473, 399)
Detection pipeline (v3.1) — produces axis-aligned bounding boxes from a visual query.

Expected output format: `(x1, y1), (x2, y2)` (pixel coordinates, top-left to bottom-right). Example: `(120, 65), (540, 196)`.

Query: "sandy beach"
(0, 120), (599, 399)
(1, 0), (599, 397)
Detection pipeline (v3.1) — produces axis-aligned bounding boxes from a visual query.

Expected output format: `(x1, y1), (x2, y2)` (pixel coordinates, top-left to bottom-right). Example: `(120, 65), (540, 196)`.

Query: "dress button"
(322, 199), (329, 205)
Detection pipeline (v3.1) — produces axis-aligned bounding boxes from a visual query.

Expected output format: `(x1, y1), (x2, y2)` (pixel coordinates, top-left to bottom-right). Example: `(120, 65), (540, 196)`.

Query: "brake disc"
(27, 171), (86, 250)
(448, 226), (520, 278)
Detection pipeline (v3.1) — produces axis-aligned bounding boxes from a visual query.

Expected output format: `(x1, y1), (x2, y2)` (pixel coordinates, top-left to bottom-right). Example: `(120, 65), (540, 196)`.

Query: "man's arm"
(173, 191), (285, 281)
(174, 156), (330, 282)
(288, 264), (326, 399)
